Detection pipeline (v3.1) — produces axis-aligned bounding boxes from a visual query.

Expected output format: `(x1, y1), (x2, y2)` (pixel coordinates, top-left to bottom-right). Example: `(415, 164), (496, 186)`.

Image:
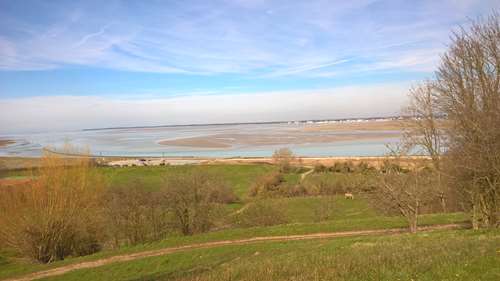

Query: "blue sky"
(0, 0), (498, 133)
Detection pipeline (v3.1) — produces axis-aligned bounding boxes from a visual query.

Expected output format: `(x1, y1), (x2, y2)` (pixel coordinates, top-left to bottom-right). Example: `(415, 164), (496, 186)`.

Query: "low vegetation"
(0, 156), (105, 263)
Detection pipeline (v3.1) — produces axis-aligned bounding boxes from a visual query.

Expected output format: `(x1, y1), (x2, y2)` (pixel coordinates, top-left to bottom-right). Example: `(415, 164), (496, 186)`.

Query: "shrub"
(330, 162), (355, 173)
(0, 154), (105, 263)
(272, 148), (295, 173)
(206, 182), (239, 204)
(278, 183), (308, 197)
(355, 162), (373, 173)
(313, 163), (328, 173)
(162, 170), (236, 235)
(104, 181), (170, 246)
(249, 171), (284, 197)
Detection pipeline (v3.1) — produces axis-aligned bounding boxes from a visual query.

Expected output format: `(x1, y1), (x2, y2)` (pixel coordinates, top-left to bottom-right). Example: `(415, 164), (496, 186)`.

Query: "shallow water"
(0, 123), (401, 157)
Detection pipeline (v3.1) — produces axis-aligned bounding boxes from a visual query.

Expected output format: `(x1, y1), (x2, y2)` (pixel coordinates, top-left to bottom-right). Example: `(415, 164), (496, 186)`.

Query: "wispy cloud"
(0, 0), (497, 76)
(72, 23), (113, 48)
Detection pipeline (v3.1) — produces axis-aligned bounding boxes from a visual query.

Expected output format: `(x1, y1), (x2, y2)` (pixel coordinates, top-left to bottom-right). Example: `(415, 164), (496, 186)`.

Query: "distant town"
(84, 115), (407, 131)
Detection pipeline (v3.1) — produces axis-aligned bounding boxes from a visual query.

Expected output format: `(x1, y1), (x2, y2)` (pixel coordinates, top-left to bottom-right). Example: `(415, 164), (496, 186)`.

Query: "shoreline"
(0, 154), (430, 170)
(0, 139), (15, 148)
(1, 151), (429, 169)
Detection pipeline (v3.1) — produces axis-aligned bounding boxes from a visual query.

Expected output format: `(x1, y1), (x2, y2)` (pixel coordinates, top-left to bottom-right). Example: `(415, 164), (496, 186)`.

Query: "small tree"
(272, 148), (295, 173)
(406, 13), (500, 228)
(104, 181), (170, 246)
(405, 82), (449, 212)
(248, 171), (284, 197)
(162, 170), (235, 235)
(0, 153), (104, 262)
(374, 147), (434, 233)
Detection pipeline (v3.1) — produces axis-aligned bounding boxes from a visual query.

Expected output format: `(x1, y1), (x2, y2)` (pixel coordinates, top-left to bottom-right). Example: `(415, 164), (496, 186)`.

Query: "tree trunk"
(439, 192), (447, 213)
(438, 172), (446, 213)
(409, 208), (418, 233)
(409, 217), (418, 233)
(471, 204), (480, 230)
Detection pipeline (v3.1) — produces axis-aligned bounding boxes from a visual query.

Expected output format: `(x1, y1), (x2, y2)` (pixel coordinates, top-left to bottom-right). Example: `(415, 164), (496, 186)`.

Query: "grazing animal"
(344, 192), (354, 199)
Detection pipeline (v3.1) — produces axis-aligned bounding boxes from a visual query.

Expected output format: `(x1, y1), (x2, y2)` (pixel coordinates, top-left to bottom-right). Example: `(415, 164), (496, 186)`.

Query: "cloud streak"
(0, 0), (497, 76)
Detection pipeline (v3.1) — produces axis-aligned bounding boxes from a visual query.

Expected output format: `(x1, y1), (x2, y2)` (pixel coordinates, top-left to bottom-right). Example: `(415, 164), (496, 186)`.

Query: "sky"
(0, 0), (498, 133)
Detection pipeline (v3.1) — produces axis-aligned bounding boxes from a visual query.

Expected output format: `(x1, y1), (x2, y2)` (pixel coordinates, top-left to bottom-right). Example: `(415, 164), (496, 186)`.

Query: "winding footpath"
(4, 223), (466, 281)
(300, 167), (314, 181)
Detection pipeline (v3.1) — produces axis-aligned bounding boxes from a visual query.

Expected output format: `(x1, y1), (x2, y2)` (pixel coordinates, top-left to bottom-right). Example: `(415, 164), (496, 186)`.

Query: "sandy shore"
(159, 121), (403, 149)
(104, 155), (430, 169)
(0, 155), (430, 170)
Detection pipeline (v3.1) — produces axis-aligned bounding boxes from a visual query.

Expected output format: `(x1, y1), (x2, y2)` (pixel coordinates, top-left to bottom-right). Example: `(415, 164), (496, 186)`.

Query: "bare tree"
(104, 181), (170, 246)
(405, 82), (449, 212)
(410, 13), (500, 228)
(374, 146), (435, 233)
(272, 148), (295, 173)
(162, 170), (235, 235)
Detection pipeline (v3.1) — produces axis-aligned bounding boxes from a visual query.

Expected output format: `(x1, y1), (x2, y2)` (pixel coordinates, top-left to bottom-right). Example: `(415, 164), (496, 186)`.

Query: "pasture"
(0, 163), (488, 281)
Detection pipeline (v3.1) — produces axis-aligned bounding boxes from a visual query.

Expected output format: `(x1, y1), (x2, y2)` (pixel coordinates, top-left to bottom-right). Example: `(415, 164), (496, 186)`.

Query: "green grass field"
(100, 164), (275, 199)
(0, 164), (494, 281)
(28, 229), (500, 281)
(0, 209), (469, 280)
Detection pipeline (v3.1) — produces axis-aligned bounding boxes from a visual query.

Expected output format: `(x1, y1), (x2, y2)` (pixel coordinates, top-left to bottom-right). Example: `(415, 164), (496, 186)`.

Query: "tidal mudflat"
(0, 121), (403, 157)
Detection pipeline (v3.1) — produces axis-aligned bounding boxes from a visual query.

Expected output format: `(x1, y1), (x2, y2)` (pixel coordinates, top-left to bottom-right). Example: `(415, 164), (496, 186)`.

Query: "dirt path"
(4, 224), (465, 281)
(300, 168), (314, 182)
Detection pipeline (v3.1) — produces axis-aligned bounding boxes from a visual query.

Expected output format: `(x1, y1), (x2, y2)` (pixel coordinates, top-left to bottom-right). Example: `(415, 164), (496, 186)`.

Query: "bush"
(355, 162), (374, 173)
(162, 170), (236, 235)
(0, 155), (105, 263)
(104, 181), (170, 246)
(313, 163), (328, 173)
(281, 183), (308, 197)
(249, 171), (284, 197)
(330, 162), (355, 173)
(272, 148), (295, 173)
(302, 174), (345, 195)
(206, 182), (239, 204)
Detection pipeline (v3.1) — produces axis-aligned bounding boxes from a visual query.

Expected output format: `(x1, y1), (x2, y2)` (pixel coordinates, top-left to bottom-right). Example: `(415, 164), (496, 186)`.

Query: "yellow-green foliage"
(0, 155), (105, 263)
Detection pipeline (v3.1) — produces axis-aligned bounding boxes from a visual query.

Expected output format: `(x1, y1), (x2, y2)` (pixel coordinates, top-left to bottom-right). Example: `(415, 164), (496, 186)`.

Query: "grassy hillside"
(34, 229), (500, 281)
(0, 210), (468, 280)
(0, 164), (487, 281)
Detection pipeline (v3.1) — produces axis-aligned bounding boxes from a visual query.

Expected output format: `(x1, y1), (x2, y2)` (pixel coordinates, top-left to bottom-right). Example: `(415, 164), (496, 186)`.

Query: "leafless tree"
(272, 148), (295, 173)
(104, 181), (170, 246)
(161, 170), (235, 235)
(375, 147), (435, 233)
(409, 13), (500, 228)
(405, 82), (449, 212)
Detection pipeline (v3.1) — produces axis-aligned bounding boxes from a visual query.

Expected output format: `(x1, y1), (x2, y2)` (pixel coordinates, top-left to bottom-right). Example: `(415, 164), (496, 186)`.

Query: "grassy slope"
(39, 229), (500, 281)
(0, 165), (473, 280)
(0, 212), (469, 280)
(265, 196), (377, 222)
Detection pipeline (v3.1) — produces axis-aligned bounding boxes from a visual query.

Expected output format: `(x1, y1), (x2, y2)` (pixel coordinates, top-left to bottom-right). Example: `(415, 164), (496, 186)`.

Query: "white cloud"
(1, 0), (497, 75)
(0, 83), (410, 134)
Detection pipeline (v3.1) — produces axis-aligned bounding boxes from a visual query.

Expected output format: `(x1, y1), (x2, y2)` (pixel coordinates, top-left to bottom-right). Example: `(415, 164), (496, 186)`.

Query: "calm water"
(0, 123), (401, 157)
